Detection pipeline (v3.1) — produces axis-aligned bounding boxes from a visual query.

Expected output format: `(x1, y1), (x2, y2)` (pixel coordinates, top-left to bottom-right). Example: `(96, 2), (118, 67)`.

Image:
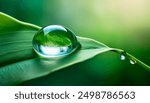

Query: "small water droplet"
(32, 25), (80, 58)
(129, 59), (136, 64)
(120, 51), (126, 60)
(120, 54), (126, 60)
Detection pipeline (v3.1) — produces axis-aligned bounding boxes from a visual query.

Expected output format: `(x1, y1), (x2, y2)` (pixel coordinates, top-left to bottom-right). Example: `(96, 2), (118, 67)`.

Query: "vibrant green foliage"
(0, 12), (149, 85)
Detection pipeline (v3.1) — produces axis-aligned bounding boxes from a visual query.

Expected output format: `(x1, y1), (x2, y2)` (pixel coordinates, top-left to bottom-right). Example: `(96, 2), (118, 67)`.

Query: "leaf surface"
(0, 12), (111, 85)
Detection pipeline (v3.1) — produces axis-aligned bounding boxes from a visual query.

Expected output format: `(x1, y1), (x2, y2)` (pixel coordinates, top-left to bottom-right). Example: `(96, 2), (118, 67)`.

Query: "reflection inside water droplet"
(32, 25), (80, 58)
(130, 59), (136, 64)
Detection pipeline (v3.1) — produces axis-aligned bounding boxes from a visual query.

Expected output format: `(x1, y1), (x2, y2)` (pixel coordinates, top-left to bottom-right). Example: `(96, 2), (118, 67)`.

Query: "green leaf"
(0, 12), (111, 85)
(0, 12), (40, 33)
(0, 12), (149, 85)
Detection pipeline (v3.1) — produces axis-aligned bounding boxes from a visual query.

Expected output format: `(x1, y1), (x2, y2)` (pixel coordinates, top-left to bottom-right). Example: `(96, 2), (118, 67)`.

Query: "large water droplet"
(32, 25), (80, 58)
(129, 59), (136, 64)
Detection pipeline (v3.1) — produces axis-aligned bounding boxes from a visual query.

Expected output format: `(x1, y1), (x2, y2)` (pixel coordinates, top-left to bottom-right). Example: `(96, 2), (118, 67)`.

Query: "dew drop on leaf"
(120, 51), (126, 60)
(32, 25), (80, 58)
(120, 54), (126, 60)
(129, 59), (136, 64)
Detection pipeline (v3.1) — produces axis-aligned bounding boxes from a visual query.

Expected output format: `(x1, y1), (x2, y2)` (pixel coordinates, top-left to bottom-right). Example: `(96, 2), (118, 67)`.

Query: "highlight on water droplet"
(32, 25), (80, 58)
(129, 59), (136, 64)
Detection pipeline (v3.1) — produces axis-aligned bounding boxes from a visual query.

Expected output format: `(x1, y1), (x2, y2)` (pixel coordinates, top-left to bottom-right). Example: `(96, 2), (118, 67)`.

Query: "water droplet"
(120, 51), (126, 60)
(120, 54), (126, 60)
(129, 59), (136, 64)
(32, 25), (80, 58)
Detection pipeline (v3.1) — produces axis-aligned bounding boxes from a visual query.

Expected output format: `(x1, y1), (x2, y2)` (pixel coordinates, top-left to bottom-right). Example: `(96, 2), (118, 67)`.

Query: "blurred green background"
(0, 0), (150, 85)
